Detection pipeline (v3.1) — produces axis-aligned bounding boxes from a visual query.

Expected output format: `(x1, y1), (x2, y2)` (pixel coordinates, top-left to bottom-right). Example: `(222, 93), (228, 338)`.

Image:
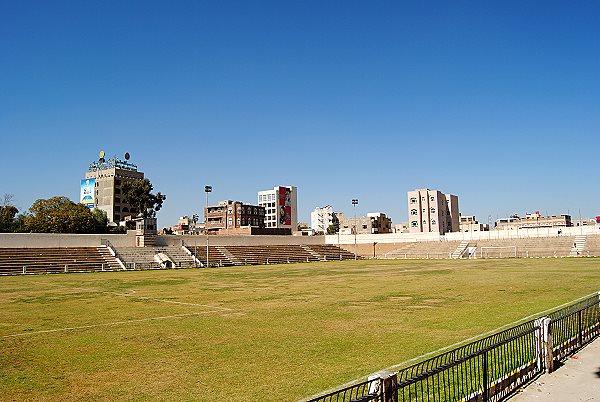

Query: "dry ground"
(1, 258), (599, 401)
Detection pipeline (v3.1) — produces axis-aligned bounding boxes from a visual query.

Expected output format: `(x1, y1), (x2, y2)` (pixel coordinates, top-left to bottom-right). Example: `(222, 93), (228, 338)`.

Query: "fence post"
(102, 263), (105, 272)
(535, 317), (553, 373)
(64, 264), (68, 273)
(577, 310), (582, 347)
(368, 371), (398, 402)
(23, 266), (26, 275)
(482, 351), (489, 401)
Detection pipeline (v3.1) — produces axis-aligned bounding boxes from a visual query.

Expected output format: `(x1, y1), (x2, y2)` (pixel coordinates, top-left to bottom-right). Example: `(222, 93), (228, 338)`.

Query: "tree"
(24, 196), (100, 233)
(91, 208), (108, 232)
(326, 213), (340, 235)
(0, 193), (19, 232)
(121, 178), (166, 218)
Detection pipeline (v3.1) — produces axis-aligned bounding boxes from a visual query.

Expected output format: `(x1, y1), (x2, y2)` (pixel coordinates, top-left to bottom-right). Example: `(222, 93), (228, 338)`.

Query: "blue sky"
(1, 1), (599, 227)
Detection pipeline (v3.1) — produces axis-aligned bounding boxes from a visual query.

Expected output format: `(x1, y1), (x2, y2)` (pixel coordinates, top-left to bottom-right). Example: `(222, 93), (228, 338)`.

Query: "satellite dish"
(124, 152), (130, 161)
(99, 150), (105, 159)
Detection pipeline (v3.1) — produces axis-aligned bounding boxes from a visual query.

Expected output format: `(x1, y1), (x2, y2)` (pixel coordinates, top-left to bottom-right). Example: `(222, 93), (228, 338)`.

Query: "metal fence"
(305, 293), (600, 402)
(308, 378), (380, 402)
(395, 321), (539, 402)
(548, 295), (600, 364)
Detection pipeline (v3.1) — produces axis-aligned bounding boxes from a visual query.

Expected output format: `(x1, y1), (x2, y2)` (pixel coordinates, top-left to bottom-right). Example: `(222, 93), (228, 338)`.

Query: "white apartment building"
(311, 205), (334, 234)
(257, 185), (298, 230)
(407, 189), (459, 235)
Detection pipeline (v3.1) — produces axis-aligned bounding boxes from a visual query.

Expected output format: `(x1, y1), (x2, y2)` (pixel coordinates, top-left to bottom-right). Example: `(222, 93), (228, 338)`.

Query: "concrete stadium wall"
(162, 234), (325, 247)
(0, 232), (136, 248)
(325, 225), (599, 245)
(0, 232), (326, 248)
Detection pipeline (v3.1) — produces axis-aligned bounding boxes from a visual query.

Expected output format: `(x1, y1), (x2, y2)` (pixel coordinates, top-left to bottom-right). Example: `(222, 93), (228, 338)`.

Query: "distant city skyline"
(2, 1), (599, 227)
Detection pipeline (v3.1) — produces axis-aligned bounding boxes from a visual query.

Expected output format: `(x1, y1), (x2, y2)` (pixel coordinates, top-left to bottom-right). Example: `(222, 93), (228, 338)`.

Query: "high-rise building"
(257, 186), (298, 231)
(311, 205), (334, 234)
(407, 189), (459, 234)
(82, 151), (144, 224)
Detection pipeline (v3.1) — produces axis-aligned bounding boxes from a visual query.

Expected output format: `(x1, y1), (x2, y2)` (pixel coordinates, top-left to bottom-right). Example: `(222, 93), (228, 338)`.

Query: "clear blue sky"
(2, 1), (599, 227)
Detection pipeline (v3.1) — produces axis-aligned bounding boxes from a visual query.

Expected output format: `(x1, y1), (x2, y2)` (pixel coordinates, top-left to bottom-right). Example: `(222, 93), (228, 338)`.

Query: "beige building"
(339, 212), (392, 235)
(83, 153), (144, 224)
(495, 212), (571, 230)
(459, 215), (489, 232)
(205, 200), (265, 234)
(407, 189), (459, 234)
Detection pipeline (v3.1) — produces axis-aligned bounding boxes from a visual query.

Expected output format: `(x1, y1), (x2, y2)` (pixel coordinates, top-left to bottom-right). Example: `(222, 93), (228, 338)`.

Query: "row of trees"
(1, 178), (166, 233)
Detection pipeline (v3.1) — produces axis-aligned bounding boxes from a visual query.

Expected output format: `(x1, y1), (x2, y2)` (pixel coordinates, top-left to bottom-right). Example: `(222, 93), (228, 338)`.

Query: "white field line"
(24, 281), (234, 312)
(300, 290), (599, 402)
(2, 311), (222, 339)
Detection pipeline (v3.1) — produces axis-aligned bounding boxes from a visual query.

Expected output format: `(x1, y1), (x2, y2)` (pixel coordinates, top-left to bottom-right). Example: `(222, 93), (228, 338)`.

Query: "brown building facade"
(205, 200), (265, 234)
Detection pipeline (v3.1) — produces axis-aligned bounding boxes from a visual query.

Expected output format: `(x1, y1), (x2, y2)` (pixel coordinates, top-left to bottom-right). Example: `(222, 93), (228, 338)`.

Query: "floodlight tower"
(352, 199), (359, 260)
(204, 185), (212, 266)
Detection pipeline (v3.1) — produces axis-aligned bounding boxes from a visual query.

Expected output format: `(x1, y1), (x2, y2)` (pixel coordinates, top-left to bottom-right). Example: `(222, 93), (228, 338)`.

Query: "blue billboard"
(80, 178), (95, 209)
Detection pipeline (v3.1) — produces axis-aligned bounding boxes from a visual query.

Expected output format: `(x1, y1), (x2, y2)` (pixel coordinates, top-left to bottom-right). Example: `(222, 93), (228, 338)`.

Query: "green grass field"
(1, 258), (600, 401)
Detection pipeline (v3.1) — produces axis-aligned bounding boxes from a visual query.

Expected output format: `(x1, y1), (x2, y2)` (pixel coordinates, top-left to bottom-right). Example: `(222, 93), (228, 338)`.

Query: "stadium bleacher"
(0, 247), (121, 275)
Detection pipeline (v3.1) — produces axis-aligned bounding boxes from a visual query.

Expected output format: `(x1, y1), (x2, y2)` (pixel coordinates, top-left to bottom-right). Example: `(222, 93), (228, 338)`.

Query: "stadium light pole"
(204, 185), (212, 266)
(352, 199), (358, 260)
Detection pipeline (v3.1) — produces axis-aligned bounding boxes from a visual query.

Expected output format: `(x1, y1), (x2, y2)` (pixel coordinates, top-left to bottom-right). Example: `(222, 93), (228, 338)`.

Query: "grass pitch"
(1, 258), (600, 401)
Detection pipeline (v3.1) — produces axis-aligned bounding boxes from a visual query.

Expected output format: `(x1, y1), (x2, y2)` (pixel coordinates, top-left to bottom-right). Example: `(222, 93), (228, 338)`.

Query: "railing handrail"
(305, 292), (600, 402)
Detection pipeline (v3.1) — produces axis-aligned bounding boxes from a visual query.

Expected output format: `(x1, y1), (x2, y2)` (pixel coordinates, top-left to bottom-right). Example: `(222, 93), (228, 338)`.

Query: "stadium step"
(216, 246), (243, 265)
(301, 245), (324, 261)
(570, 235), (587, 256)
(451, 241), (469, 259)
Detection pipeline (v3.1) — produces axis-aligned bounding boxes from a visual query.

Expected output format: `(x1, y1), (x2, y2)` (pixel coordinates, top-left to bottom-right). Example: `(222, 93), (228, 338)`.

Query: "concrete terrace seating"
(384, 241), (461, 259)
(0, 247), (120, 275)
(306, 244), (356, 260)
(115, 247), (197, 269)
(581, 234), (600, 256)
(224, 245), (319, 265)
(185, 244), (355, 267)
(474, 236), (574, 258)
(188, 246), (233, 267)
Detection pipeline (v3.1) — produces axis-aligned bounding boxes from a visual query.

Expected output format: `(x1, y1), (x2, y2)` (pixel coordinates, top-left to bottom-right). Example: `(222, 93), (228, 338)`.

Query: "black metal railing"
(100, 238), (126, 268)
(305, 377), (380, 402)
(305, 293), (600, 402)
(395, 320), (539, 402)
(548, 295), (600, 362)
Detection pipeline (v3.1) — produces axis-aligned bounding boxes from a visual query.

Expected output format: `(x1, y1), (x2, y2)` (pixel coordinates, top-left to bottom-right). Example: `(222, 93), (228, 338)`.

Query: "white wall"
(326, 225), (600, 245)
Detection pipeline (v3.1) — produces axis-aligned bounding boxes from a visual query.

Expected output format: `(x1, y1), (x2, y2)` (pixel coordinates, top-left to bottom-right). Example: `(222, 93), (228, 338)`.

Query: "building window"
(423, 220), (427, 224)
(410, 209), (417, 215)
(411, 221), (418, 227)
(410, 197), (417, 203)
(430, 207), (436, 214)
(431, 219), (437, 225)
(227, 218), (233, 225)
(228, 208), (233, 214)
(430, 196), (435, 201)
(422, 209), (426, 214)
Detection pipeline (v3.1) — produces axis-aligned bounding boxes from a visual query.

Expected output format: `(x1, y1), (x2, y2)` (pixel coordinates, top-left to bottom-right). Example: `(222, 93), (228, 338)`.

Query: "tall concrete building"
(82, 152), (144, 224)
(407, 189), (459, 234)
(311, 205), (334, 234)
(257, 186), (298, 231)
